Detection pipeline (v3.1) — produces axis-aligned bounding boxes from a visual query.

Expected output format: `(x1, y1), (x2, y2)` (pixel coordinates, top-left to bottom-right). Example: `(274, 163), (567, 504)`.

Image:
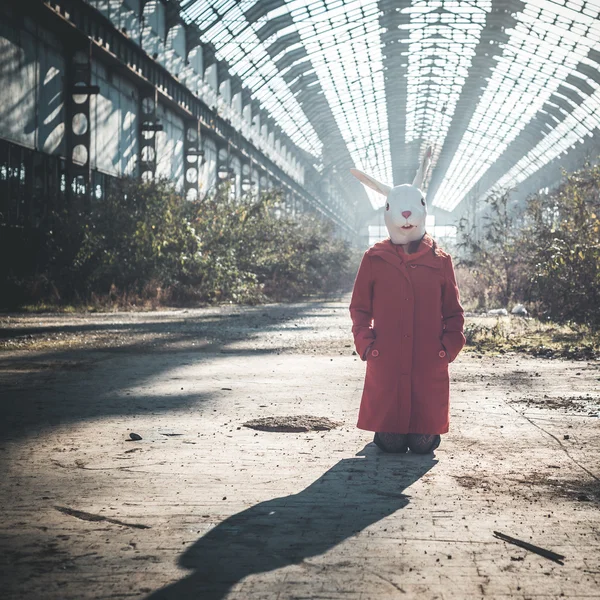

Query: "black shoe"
(373, 432), (386, 451)
(407, 434), (441, 454)
(373, 432), (408, 453)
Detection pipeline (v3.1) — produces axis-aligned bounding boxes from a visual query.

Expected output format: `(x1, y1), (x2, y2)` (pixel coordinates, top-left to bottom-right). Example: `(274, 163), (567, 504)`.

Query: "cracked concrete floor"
(0, 298), (599, 599)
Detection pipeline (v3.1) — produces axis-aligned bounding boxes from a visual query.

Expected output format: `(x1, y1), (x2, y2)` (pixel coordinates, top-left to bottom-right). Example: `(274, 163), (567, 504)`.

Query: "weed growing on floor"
(464, 316), (600, 360)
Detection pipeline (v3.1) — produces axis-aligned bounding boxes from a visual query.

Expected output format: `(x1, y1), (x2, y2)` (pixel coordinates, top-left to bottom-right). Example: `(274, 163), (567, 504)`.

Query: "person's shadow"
(146, 443), (437, 599)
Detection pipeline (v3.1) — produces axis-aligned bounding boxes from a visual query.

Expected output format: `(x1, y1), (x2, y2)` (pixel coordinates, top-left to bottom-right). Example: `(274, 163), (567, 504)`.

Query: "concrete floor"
(0, 299), (599, 599)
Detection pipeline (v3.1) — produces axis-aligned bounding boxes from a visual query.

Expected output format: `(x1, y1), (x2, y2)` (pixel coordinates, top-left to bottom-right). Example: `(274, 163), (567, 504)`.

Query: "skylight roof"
(403, 2), (491, 148)
(179, 0), (322, 156)
(178, 0), (600, 212)
(430, 0), (600, 210)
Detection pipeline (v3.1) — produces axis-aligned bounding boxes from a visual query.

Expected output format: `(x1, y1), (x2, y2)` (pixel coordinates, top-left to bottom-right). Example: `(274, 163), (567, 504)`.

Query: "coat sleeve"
(441, 256), (466, 363)
(349, 252), (376, 361)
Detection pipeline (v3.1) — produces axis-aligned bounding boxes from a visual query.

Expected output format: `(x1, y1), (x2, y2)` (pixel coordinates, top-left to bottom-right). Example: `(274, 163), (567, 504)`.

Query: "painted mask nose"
(402, 211), (412, 219)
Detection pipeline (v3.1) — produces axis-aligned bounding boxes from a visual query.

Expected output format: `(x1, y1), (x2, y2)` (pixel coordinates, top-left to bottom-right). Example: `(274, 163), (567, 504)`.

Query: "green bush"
(182, 185), (357, 304)
(525, 164), (600, 329)
(456, 160), (600, 330)
(0, 178), (359, 309)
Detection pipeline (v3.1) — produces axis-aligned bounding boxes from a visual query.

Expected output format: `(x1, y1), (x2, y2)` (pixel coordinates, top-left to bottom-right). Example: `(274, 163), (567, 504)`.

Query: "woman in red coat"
(349, 148), (465, 454)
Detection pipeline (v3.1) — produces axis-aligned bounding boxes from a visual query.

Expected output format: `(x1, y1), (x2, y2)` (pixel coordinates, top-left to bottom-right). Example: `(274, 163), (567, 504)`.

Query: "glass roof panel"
(492, 84), (600, 194)
(400, 1), (493, 185)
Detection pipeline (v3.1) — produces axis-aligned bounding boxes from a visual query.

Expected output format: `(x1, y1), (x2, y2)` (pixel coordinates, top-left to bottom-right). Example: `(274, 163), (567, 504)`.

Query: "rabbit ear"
(350, 168), (391, 197)
(412, 146), (433, 189)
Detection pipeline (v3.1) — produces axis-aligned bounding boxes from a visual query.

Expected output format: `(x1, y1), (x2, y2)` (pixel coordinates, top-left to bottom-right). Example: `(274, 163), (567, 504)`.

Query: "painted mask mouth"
(401, 224), (415, 230)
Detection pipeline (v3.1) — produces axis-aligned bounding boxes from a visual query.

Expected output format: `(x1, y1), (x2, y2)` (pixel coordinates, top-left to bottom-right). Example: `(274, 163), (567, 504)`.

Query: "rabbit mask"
(350, 147), (432, 245)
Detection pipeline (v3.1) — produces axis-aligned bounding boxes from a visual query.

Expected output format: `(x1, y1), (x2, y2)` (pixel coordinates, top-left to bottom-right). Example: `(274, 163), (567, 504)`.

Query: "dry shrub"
(454, 266), (488, 311)
(456, 160), (600, 329)
(1, 179), (359, 310)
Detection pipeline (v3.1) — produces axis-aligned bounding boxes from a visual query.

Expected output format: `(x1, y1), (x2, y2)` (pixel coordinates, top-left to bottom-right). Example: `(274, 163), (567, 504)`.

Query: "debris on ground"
(493, 531), (565, 564)
(55, 506), (150, 530)
(2, 299), (599, 599)
(243, 415), (341, 432)
(513, 395), (600, 413)
(511, 304), (528, 316)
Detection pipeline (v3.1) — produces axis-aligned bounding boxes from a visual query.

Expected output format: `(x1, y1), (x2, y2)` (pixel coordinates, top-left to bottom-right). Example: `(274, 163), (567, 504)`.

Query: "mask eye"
(420, 197), (425, 207)
(385, 202), (390, 211)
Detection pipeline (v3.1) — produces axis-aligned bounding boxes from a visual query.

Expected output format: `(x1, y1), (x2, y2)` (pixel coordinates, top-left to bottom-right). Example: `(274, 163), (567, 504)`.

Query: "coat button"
(371, 349), (379, 357)
(439, 350), (446, 358)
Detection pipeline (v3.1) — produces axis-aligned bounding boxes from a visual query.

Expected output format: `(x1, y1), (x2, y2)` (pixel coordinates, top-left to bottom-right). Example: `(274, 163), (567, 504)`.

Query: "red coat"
(349, 235), (465, 434)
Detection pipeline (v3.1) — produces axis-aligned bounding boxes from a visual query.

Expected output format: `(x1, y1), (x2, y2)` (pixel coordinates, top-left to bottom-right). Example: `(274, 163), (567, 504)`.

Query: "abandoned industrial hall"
(1, 1), (600, 600)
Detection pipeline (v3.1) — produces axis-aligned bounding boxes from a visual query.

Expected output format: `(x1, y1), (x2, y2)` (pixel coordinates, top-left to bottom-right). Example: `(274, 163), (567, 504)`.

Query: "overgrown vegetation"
(457, 160), (600, 331)
(0, 179), (359, 310)
(463, 317), (599, 360)
(457, 191), (527, 310)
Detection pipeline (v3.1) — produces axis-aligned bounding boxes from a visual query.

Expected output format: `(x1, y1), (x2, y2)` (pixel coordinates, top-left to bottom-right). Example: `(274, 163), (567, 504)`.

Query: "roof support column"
(65, 39), (99, 205)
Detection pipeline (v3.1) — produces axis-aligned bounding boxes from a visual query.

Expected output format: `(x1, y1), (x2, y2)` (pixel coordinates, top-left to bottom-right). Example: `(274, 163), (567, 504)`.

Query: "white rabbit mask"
(350, 147), (432, 245)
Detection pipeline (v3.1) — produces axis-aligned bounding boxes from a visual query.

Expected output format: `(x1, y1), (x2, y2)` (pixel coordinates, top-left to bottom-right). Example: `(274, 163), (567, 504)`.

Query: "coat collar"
(367, 234), (444, 272)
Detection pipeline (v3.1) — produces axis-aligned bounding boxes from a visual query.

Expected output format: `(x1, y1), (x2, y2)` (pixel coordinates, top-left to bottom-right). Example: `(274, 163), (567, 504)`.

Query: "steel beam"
(469, 51), (598, 203)
(65, 39), (98, 204)
(378, 0), (412, 185)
